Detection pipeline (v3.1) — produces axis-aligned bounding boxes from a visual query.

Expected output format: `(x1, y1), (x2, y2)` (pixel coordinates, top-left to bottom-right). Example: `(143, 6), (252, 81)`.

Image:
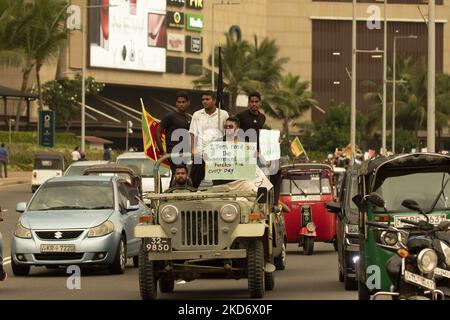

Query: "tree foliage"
(43, 75), (104, 131)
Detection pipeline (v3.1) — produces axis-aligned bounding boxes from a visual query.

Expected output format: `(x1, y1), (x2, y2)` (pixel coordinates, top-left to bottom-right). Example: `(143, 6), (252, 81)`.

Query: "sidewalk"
(0, 171), (31, 187)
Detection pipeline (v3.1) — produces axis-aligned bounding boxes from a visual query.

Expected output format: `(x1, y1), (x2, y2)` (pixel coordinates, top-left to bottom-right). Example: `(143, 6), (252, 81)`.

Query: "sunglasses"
(224, 125), (236, 129)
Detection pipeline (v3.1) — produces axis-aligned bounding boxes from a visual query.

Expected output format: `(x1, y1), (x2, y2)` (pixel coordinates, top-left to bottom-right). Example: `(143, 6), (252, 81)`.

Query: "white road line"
(3, 256), (11, 265)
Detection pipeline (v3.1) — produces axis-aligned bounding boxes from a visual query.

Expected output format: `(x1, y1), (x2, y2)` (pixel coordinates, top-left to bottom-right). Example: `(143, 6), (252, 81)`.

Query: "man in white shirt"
(72, 146), (81, 161)
(189, 91), (229, 188)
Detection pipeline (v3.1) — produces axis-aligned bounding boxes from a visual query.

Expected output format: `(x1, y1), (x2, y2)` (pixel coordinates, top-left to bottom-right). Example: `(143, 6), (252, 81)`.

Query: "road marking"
(176, 280), (186, 285)
(3, 256), (11, 265)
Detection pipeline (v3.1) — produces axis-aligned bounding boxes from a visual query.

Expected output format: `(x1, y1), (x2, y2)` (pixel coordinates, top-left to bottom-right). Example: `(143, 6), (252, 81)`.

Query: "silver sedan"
(10, 176), (148, 276)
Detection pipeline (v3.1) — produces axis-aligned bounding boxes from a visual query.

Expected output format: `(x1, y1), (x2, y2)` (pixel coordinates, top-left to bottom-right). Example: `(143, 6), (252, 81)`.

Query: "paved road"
(0, 184), (356, 300)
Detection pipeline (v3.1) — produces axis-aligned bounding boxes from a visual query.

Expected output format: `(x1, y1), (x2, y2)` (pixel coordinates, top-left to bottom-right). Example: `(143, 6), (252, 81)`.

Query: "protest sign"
(259, 129), (280, 161)
(205, 142), (257, 180)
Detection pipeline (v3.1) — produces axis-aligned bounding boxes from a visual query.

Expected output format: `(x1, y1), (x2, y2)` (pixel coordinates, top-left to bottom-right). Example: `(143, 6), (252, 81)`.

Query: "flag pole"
(217, 46), (223, 130)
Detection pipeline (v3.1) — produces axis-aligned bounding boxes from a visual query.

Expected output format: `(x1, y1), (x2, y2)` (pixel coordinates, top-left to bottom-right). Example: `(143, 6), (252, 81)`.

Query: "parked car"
(31, 152), (65, 193)
(280, 163), (337, 255)
(116, 152), (171, 192)
(64, 160), (109, 176)
(327, 166), (360, 290)
(11, 174), (148, 276)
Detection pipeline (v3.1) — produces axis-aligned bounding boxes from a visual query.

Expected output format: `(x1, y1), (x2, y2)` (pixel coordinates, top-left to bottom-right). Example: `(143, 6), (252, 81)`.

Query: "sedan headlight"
(220, 204), (239, 222)
(417, 248), (438, 274)
(160, 205), (179, 223)
(14, 223), (32, 239)
(88, 220), (114, 238)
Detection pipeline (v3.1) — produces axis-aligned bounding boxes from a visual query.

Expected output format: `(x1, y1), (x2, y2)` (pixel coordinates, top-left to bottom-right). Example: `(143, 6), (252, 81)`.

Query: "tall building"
(1, 0), (448, 147)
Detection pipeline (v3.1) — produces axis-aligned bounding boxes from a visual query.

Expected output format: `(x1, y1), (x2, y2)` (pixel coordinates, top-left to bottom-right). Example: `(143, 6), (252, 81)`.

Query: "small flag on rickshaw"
(290, 136), (305, 158)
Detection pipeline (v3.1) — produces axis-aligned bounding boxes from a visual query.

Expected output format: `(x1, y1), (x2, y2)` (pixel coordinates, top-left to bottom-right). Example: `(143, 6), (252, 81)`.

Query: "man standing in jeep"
(165, 165), (196, 193)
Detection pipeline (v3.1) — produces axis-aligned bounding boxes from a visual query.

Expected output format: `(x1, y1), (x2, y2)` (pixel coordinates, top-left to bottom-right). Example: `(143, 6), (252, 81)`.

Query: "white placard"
(259, 129), (280, 161)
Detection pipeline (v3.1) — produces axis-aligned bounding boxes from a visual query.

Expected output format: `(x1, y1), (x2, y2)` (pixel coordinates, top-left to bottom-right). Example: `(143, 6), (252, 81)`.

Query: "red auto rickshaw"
(279, 163), (337, 255)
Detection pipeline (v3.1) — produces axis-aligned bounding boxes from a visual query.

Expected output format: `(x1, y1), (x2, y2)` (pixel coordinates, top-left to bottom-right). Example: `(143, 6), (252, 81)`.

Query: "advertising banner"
(89, 0), (167, 73)
(205, 142), (257, 180)
(186, 35), (202, 53)
(186, 13), (203, 32)
(167, 11), (185, 28)
(167, 33), (185, 51)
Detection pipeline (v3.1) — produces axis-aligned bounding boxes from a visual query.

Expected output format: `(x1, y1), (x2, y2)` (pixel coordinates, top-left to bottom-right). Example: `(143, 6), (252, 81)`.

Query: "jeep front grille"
(181, 211), (219, 246)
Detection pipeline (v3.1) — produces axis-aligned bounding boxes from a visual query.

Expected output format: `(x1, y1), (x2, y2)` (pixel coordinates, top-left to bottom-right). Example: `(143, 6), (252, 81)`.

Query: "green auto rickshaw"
(353, 153), (450, 300)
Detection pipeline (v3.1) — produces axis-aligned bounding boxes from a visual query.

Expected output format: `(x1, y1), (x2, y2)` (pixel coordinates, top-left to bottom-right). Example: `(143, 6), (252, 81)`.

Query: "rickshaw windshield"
(281, 172), (332, 195)
(34, 159), (63, 170)
(373, 170), (450, 212)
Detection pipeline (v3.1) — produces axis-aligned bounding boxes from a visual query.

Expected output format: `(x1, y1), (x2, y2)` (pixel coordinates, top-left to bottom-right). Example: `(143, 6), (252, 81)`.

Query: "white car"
(64, 160), (110, 176)
(116, 152), (171, 192)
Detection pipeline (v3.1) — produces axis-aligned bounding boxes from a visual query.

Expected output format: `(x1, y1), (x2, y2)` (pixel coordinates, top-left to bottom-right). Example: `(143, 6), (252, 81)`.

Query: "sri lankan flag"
(290, 136), (305, 158)
(140, 98), (169, 169)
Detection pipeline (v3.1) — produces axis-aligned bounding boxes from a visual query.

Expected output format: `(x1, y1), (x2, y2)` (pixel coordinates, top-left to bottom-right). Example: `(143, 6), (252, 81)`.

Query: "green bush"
(0, 131), (79, 145)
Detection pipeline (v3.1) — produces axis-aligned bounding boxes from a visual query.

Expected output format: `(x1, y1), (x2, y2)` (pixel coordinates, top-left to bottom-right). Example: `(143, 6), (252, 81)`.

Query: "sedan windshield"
(28, 181), (114, 211)
(374, 171), (450, 212)
(116, 158), (170, 177)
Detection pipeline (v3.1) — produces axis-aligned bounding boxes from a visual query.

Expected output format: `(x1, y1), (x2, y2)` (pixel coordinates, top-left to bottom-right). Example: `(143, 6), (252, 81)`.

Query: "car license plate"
(394, 214), (446, 228)
(434, 267), (450, 279)
(146, 237), (171, 252)
(404, 270), (435, 290)
(40, 244), (75, 253)
(291, 195), (320, 202)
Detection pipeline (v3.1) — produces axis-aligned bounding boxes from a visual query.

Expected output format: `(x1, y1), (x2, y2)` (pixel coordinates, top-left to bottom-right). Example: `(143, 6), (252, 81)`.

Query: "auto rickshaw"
(352, 153), (450, 300)
(280, 163), (337, 255)
(31, 152), (65, 193)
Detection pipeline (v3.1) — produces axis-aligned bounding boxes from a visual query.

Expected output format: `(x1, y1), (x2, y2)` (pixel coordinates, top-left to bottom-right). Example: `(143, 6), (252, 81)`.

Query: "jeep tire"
(264, 271), (275, 291)
(274, 241), (286, 270)
(139, 242), (157, 300)
(247, 240), (265, 298)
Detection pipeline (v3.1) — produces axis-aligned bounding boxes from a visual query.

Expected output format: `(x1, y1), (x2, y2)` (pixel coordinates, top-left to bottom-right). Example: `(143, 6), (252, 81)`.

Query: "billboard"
(89, 0), (167, 73)
(186, 13), (203, 32)
(167, 33), (185, 51)
(186, 35), (202, 53)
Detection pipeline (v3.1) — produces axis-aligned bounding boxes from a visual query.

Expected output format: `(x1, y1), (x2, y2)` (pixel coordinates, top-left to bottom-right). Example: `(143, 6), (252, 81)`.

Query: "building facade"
(1, 0), (449, 147)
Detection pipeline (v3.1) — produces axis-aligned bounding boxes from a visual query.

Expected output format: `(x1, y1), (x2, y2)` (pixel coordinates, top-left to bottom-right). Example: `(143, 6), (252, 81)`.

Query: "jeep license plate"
(434, 267), (450, 279)
(146, 237), (171, 252)
(404, 270), (435, 290)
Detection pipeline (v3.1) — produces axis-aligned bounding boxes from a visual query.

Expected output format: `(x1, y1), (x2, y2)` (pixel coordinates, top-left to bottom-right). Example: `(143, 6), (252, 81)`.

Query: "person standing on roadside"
(156, 91), (192, 186)
(189, 91), (229, 188)
(72, 146), (81, 162)
(0, 143), (8, 178)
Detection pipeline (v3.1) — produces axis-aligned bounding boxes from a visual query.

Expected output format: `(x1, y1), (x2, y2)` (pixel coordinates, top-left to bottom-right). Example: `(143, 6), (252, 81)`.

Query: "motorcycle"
(366, 196), (450, 300)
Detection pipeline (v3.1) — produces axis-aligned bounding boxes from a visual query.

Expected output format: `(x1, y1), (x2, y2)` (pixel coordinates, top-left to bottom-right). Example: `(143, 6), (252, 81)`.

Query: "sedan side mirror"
(16, 202), (27, 213)
(126, 200), (139, 212)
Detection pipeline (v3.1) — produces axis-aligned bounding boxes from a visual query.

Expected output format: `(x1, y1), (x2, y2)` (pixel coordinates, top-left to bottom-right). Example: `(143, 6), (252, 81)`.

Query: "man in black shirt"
(156, 91), (192, 185)
(236, 92), (266, 151)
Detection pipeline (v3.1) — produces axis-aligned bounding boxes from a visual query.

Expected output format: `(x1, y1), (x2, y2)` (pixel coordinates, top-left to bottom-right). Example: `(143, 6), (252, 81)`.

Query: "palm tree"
(32, 0), (69, 110)
(436, 73), (450, 150)
(0, 0), (69, 130)
(193, 34), (288, 115)
(263, 73), (317, 150)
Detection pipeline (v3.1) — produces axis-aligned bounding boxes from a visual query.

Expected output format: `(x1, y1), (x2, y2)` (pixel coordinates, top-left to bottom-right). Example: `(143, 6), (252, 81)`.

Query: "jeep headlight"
(417, 248), (438, 274)
(14, 223), (32, 239)
(160, 205), (179, 223)
(220, 204), (239, 222)
(88, 220), (114, 237)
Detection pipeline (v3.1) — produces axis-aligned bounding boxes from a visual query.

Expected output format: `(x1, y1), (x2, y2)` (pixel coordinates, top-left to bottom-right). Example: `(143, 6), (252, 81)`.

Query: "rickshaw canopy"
(33, 151), (65, 171)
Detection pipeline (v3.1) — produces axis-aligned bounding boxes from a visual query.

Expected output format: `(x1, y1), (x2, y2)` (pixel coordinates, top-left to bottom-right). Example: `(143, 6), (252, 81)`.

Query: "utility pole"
(427, 0), (436, 152)
(350, 0), (356, 164)
(382, 0), (387, 155)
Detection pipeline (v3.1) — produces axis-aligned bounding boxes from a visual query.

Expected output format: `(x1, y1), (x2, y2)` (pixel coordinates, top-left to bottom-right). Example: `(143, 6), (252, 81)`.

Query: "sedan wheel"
(108, 236), (126, 275)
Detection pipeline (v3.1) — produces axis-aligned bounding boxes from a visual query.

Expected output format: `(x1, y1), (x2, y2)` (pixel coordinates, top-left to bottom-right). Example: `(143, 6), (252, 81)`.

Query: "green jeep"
(135, 154), (286, 299)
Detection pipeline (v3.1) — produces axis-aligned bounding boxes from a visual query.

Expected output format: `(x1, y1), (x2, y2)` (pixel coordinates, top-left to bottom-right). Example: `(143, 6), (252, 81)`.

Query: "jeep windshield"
(281, 172), (331, 195)
(373, 170), (450, 212)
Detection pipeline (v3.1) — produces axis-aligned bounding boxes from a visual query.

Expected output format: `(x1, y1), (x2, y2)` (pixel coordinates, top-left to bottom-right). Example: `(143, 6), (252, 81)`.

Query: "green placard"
(39, 110), (55, 148)
(186, 13), (203, 32)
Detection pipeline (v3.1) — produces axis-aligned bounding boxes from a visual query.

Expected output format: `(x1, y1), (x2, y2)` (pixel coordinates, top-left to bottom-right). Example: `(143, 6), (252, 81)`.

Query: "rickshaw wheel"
(139, 243), (158, 300)
(247, 240), (265, 298)
(303, 237), (314, 255)
(344, 273), (358, 291)
(264, 272), (275, 291)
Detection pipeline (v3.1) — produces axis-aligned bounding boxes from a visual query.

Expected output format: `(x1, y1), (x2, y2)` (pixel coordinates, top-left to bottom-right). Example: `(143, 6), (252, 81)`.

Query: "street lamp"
(126, 120), (133, 151)
(211, 0), (240, 91)
(8, 118), (15, 145)
(392, 35), (417, 154)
